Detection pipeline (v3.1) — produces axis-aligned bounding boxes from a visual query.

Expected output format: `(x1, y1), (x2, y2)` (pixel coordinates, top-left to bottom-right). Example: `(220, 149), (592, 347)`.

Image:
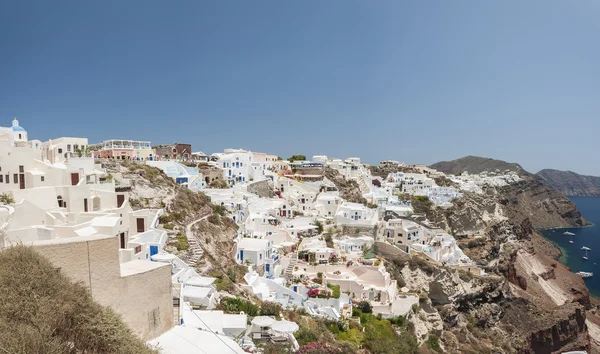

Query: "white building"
(314, 192), (342, 218)
(42, 137), (89, 163)
(237, 238), (275, 267)
(334, 235), (374, 259)
(213, 149), (256, 186)
(334, 202), (378, 227)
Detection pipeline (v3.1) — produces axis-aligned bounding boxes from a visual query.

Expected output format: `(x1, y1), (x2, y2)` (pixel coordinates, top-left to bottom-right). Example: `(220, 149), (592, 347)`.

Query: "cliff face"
(537, 169), (600, 197)
(411, 166), (591, 353)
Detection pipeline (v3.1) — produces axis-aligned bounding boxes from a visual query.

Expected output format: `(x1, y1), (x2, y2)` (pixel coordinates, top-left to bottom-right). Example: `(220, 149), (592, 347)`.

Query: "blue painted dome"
(12, 125), (25, 131)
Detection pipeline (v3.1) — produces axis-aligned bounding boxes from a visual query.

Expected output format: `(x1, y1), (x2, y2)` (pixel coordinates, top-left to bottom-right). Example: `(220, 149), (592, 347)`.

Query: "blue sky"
(1, 1), (599, 174)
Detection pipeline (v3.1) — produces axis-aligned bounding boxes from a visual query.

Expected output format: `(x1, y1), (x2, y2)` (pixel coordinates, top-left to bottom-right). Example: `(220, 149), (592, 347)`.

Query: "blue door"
(266, 264), (270, 273)
(150, 245), (158, 258)
(239, 250), (244, 262)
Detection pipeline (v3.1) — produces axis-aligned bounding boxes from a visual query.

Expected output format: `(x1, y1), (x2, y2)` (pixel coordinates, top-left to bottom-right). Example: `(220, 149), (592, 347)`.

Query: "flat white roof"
(185, 276), (216, 287)
(91, 216), (120, 227)
(148, 325), (246, 353)
(238, 238), (270, 251)
(120, 260), (169, 277)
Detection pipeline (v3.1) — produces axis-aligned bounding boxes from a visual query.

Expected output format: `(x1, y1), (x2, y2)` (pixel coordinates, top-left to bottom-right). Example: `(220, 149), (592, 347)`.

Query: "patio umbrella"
(251, 316), (276, 327)
(271, 320), (299, 334)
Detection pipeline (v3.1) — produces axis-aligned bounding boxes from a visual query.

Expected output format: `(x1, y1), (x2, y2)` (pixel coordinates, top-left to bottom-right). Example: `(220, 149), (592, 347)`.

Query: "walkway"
(179, 215), (210, 265)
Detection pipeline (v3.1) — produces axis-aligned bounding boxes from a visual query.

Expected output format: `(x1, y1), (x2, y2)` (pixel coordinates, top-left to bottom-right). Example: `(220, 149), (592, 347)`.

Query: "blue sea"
(540, 196), (600, 298)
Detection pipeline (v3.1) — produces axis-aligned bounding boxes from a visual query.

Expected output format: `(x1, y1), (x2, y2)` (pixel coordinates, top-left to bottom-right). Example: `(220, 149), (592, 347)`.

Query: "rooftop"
(120, 259), (169, 277)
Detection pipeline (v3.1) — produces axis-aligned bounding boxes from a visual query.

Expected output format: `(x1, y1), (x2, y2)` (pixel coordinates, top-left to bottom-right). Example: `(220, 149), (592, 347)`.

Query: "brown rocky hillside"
(537, 169), (600, 197)
(430, 155), (525, 176)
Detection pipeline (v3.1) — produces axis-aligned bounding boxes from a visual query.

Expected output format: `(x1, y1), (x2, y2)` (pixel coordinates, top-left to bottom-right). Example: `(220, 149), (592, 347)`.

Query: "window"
(41, 176), (44, 182)
(0, 175), (2, 183)
(58, 148), (63, 153)
(18, 134), (21, 139)
(147, 307), (161, 332)
(67, 145), (71, 152)
(4, 175), (8, 184)
(259, 254), (262, 260)
(13, 174), (18, 183)
(19, 166), (24, 173)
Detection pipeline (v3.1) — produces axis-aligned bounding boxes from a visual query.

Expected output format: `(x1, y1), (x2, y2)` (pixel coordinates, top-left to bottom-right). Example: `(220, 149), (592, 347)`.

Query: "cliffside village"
(0, 119), (526, 353)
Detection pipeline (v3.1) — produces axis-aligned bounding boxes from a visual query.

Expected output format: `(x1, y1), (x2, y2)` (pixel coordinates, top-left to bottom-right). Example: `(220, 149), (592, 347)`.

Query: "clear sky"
(1, 1), (599, 174)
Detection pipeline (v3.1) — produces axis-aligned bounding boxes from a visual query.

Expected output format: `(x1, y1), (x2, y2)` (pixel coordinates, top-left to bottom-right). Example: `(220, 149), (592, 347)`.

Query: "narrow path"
(185, 214), (246, 294)
(179, 215), (211, 265)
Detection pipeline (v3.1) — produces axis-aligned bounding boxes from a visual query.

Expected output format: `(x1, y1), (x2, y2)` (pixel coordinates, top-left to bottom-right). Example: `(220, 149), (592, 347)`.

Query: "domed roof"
(11, 118), (25, 131)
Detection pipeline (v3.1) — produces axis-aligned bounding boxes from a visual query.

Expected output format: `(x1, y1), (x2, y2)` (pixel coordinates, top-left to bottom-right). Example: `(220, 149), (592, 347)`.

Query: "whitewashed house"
(334, 202), (378, 227)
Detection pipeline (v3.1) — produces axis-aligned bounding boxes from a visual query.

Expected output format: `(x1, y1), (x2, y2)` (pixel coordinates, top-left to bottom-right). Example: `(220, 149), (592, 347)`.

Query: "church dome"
(11, 118), (25, 131)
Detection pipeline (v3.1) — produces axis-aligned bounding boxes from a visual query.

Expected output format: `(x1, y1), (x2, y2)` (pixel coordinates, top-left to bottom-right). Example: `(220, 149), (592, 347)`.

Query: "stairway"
(284, 252), (298, 281)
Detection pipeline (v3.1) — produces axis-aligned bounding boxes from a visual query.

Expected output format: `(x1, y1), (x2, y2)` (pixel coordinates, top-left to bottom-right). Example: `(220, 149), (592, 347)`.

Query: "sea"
(540, 196), (600, 298)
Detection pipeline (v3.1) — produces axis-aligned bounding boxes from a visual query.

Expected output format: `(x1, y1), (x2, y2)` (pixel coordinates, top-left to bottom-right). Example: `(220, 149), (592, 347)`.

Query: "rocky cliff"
(430, 155), (525, 176)
(405, 161), (592, 353)
(537, 169), (600, 197)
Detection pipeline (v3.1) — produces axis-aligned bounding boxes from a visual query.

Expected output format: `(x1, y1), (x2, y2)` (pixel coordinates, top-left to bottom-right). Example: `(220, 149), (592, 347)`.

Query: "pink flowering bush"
(297, 342), (336, 354)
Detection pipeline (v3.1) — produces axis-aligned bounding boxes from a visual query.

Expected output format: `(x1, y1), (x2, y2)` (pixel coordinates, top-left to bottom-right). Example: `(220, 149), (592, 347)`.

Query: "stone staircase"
(284, 252), (298, 281)
(180, 234), (204, 266)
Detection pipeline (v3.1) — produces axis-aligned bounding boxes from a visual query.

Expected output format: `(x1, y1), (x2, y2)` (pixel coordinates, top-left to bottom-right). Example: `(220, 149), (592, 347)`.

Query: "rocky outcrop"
(322, 168), (367, 205)
(430, 155), (525, 176)
(537, 169), (600, 197)
(247, 179), (274, 198)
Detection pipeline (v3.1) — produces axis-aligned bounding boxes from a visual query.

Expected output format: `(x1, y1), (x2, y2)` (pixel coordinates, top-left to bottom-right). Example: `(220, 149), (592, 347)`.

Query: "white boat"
(576, 271), (593, 278)
(564, 231), (575, 243)
(582, 246), (592, 260)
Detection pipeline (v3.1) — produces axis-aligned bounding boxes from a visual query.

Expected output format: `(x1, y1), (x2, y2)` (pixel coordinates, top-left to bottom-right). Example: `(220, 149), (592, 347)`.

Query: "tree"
(287, 154), (307, 162)
(314, 220), (324, 234)
(357, 301), (373, 314)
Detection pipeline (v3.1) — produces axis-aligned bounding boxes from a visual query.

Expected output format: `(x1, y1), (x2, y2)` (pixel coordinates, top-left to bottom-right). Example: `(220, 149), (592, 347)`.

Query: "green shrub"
(175, 234), (189, 251)
(357, 301), (372, 314)
(163, 223), (174, 230)
(0, 193), (15, 205)
(327, 283), (341, 299)
(294, 326), (318, 346)
(314, 220), (324, 234)
(217, 297), (259, 316)
(427, 333), (442, 352)
(213, 204), (228, 216)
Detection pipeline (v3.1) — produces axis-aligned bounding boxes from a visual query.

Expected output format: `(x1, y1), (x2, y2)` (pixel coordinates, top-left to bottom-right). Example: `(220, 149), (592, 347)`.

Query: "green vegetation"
(217, 297), (259, 316)
(0, 245), (156, 354)
(0, 193), (15, 205)
(175, 233), (189, 251)
(259, 301), (283, 316)
(357, 301), (373, 314)
(427, 333), (442, 352)
(287, 154), (307, 162)
(367, 203), (378, 209)
(458, 269), (474, 282)
(211, 271), (235, 293)
(327, 283), (341, 299)
(411, 195), (434, 214)
(314, 220), (324, 234)
(342, 309), (418, 354)
(209, 179), (228, 188)
(213, 204), (228, 216)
